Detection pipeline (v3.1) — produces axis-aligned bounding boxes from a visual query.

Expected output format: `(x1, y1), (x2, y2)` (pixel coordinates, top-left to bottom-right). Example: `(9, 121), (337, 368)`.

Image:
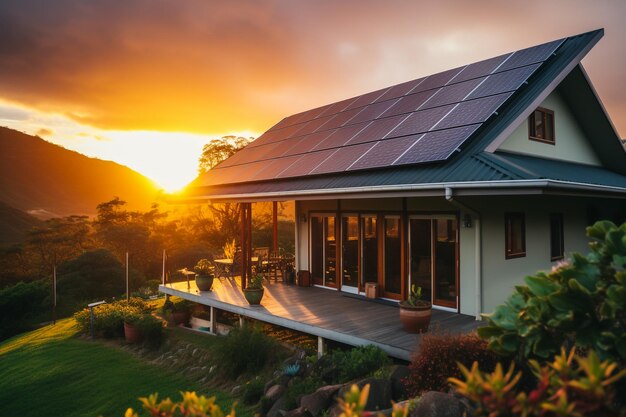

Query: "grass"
(0, 319), (245, 417)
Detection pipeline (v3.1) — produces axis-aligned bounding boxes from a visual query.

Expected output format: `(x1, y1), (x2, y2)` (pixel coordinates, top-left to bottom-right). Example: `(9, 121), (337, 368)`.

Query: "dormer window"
(529, 107), (555, 144)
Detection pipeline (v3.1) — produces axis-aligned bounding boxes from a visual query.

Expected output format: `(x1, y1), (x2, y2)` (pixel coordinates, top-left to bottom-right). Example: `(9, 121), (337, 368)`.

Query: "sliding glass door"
(383, 216), (402, 299)
(341, 215), (359, 293)
(310, 214), (337, 287)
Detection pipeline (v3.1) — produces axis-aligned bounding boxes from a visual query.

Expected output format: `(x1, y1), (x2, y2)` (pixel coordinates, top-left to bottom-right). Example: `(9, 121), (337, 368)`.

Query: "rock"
(410, 391), (466, 417)
(267, 396), (286, 417)
(231, 385), (242, 396)
(265, 378), (279, 394)
(283, 407), (313, 417)
(389, 365), (411, 401)
(374, 400), (410, 417)
(328, 403), (342, 417)
(266, 384), (287, 402)
(338, 378), (392, 411)
(300, 384), (342, 417)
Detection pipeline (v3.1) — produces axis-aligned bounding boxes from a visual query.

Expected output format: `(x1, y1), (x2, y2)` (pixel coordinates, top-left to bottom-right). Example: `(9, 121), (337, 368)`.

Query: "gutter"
(183, 179), (626, 203)
(445, 187), (482, 320)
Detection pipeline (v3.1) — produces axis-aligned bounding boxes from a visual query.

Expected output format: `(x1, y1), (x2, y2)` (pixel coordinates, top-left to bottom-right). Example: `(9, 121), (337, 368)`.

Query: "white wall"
(498, 89), (601, 165)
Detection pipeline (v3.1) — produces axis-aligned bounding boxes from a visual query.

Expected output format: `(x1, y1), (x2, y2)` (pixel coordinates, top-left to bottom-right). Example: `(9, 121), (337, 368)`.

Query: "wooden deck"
(159, 278), (480, 361)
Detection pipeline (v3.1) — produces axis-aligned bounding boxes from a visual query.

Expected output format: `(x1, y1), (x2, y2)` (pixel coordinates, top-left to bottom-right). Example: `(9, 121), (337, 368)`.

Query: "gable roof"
(188, 29), (626, 202)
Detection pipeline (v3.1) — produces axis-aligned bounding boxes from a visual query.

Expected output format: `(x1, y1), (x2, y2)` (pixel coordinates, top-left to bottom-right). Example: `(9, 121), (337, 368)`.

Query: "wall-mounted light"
(463, 214), (472, 228)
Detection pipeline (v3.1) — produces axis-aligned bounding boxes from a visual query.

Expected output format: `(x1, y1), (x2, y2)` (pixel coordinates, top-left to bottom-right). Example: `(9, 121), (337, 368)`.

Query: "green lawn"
(0, 319), (243, 417)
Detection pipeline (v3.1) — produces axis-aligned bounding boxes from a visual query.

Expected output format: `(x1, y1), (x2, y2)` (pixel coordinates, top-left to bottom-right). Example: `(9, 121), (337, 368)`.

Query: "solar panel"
(498, 38), (564, 72)
(453, 53), (511, 83)
(423, 78), (483, 109)
(411, 66), (465, 93)
(347, 135), (424, 171)
(321, 107), (364, 130)
(281, 130), (336, 156)
(276, 149), (336, 178)
(313, 122), (369, 150)
(467, 64), (539, 99)
(344, 88), (390, 111)
(435, 92), (512, 130)
(253, 154), (303, 181)
(387, 105), (455, 138)
(290, 114), (334, 137)
(393, 124), (481, 166)
(346, 115), (407, 145)
(373, 77), (427, 103)
(379, 90), (436, 118)
(310, 142), (376, 175)
(316, 96), (360, 119)
(348, 99), (400, 125)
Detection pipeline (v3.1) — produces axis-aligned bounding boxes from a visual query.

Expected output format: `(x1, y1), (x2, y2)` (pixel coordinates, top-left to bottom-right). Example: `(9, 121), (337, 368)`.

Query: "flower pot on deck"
(124, 321), (143, 344)
(243, 288), (264, 305)
(195, 274), (214, 291)
(399, 301), (432, 333)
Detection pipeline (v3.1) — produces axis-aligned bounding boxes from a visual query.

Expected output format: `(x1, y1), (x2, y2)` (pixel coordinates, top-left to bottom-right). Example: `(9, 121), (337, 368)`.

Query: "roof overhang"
(177, 179), (626, 203)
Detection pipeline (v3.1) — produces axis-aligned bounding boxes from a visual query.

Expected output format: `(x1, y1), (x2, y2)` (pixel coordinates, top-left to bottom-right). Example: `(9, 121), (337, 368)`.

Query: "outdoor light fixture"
(463, 214), (472, 228)
(88, 301), (106, 340)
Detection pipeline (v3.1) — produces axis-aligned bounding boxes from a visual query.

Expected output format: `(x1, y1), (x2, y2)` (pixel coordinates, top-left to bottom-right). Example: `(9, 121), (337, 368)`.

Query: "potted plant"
(123, 310), (143, 344)
(194, 258), (214, 291)
(162, 297), (192, 326)
(399, 285), (432, 333)
(243, 274), (265, 305)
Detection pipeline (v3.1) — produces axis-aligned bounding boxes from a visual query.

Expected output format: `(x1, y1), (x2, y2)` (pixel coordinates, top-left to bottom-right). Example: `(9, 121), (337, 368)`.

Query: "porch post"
(401, 198), (408, 300)
(317, 336), (325, 358)
(272, 201), (278, 253)
(247, 202), (253, 280)
(240, 203), (247, 290)
(209, 306), (216, 334)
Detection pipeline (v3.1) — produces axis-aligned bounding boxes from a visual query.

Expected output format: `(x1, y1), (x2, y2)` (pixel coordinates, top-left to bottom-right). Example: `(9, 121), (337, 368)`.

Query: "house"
(181, 28), (626, 320)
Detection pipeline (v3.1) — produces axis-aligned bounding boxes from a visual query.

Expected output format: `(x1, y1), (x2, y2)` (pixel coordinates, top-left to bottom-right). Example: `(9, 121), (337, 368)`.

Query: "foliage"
(329, 344), (391, 383)
(478, 221), (626, 363)
(134, 314), (165, 349)
(223, 239), (236, 260)
(161, 296), (193, 314)
(0, 319), (241, 417)
(0, 279), (50, 340)
(198, 135), (252, 174)
(402, 285), (430, 307)
(338, 384), (408, 417)
(248, 274), (264, 290)
(194, 259), (214, 276)
(57, 249), (126, 301)
(283, 376), (324, 409)
(241, 378), (265, 405)
(214, 324), (278, 377)
(405, 332), (499, 395)
(73, 299), (146, 338)
(449, 347), (626, 417)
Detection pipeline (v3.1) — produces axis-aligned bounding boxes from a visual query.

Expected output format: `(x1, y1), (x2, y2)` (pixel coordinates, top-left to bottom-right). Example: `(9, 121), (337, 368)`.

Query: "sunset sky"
(0, 1), (624, 191)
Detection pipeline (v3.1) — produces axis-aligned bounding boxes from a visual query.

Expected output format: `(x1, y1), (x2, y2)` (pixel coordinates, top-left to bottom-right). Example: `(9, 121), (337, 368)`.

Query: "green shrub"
(330, 345), (391, 383)
(283, 376), (324, 409)
(241, 378), (265, 405)
(214, 324), (278, 377)
(135, 314), (165, 349)
(478, 221), (626, 363)
(0, 279), (50, 340)
(73, 300), (143, 338)
(449, 347), (626, 417)
(404, 332), (499, 395)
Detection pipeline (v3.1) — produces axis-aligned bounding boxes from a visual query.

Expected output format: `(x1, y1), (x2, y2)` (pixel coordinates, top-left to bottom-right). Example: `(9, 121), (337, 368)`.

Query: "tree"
(197, 135), (252, 174)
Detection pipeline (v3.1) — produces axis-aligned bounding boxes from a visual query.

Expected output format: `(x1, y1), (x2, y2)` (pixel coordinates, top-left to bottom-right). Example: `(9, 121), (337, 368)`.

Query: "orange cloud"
(0, 1), (624, 136)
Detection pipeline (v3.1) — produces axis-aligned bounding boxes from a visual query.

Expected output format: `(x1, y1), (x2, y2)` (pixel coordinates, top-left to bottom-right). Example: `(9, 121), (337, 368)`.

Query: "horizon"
(1, 1), (625, 191)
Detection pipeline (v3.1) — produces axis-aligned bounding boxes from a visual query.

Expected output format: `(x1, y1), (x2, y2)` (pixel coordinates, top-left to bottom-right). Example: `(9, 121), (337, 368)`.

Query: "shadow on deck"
(159, 277), (480, 361)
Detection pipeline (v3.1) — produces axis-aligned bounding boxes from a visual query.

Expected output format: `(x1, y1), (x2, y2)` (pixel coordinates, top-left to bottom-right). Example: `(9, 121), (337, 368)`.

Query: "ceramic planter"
(399, 301), (432, 333)
(243, 288), (264, 305)
(195, 274), (214, 291)
(124, 321), (143, 344)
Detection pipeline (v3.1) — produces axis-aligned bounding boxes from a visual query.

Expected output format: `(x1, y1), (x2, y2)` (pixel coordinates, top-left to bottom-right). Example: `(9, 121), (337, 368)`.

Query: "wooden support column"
(317, 336), (326, 358)
(401, 198), (408, 300)
(209, 306), (216, 334)
(246, 202), (253, 280)
(336, 200), (342, 290)
(240, 203), (247, 290)
(272, 201), (278, 253)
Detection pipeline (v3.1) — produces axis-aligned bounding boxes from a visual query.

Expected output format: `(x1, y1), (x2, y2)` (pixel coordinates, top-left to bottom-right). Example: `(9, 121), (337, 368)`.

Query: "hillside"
(0, 201), (42, 245)
(0, 127), (161, 218)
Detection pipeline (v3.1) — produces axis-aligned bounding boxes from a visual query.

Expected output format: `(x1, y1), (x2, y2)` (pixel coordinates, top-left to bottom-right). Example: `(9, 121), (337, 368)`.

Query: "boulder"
(266, 385), (287, 402)
(283, 407), (314, 417)
(267, 396), (286, 417)
(389, 365), (411, 401)
(376, 400), (410, 417)
(338, 378), (392, 411)
(300, 384), (342, 417)
(410, 391), (466, 417)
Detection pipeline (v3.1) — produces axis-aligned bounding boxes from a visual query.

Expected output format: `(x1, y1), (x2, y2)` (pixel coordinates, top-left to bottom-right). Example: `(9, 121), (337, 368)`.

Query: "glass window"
(550, 213), (564, 261)
(342, 216), (359, 288)
(505, 212), (526, 259)
(529, 107), (555, 144)
(384, 217), (402, 295)
(361, 216), (378, 284)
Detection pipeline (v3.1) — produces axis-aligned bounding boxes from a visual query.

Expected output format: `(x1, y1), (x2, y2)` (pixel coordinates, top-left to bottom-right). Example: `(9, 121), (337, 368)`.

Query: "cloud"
(35, 128), (53, 137)
(0, 0), (625, 135)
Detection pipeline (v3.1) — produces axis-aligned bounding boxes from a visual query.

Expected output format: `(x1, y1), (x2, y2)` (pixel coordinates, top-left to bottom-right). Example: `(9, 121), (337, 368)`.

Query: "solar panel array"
(199, 37), (565, 187)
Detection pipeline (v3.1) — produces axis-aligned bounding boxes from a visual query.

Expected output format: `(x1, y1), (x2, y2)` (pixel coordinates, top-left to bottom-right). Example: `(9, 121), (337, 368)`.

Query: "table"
(214, 257), (259, 279)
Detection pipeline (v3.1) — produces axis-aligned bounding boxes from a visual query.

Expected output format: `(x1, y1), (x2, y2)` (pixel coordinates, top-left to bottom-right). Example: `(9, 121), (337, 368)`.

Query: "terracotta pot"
(124, 321), (143, 343)
(171, 311), (190, 326)
(195, 274), (214, 291)
(243, 288), (264, 305)
(399, 301), (432, 333)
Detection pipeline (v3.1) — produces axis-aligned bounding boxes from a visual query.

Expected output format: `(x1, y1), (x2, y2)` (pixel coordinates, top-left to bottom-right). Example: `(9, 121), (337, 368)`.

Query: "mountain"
(0, 201), (43, 245)
(0, 127), (162, 219)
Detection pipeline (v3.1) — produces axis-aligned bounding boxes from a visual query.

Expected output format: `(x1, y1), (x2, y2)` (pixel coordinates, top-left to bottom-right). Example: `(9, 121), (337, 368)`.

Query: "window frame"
(550, 213), (564, 261)
(528, 107), (555, 145)
(505, 212), (526, 259)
